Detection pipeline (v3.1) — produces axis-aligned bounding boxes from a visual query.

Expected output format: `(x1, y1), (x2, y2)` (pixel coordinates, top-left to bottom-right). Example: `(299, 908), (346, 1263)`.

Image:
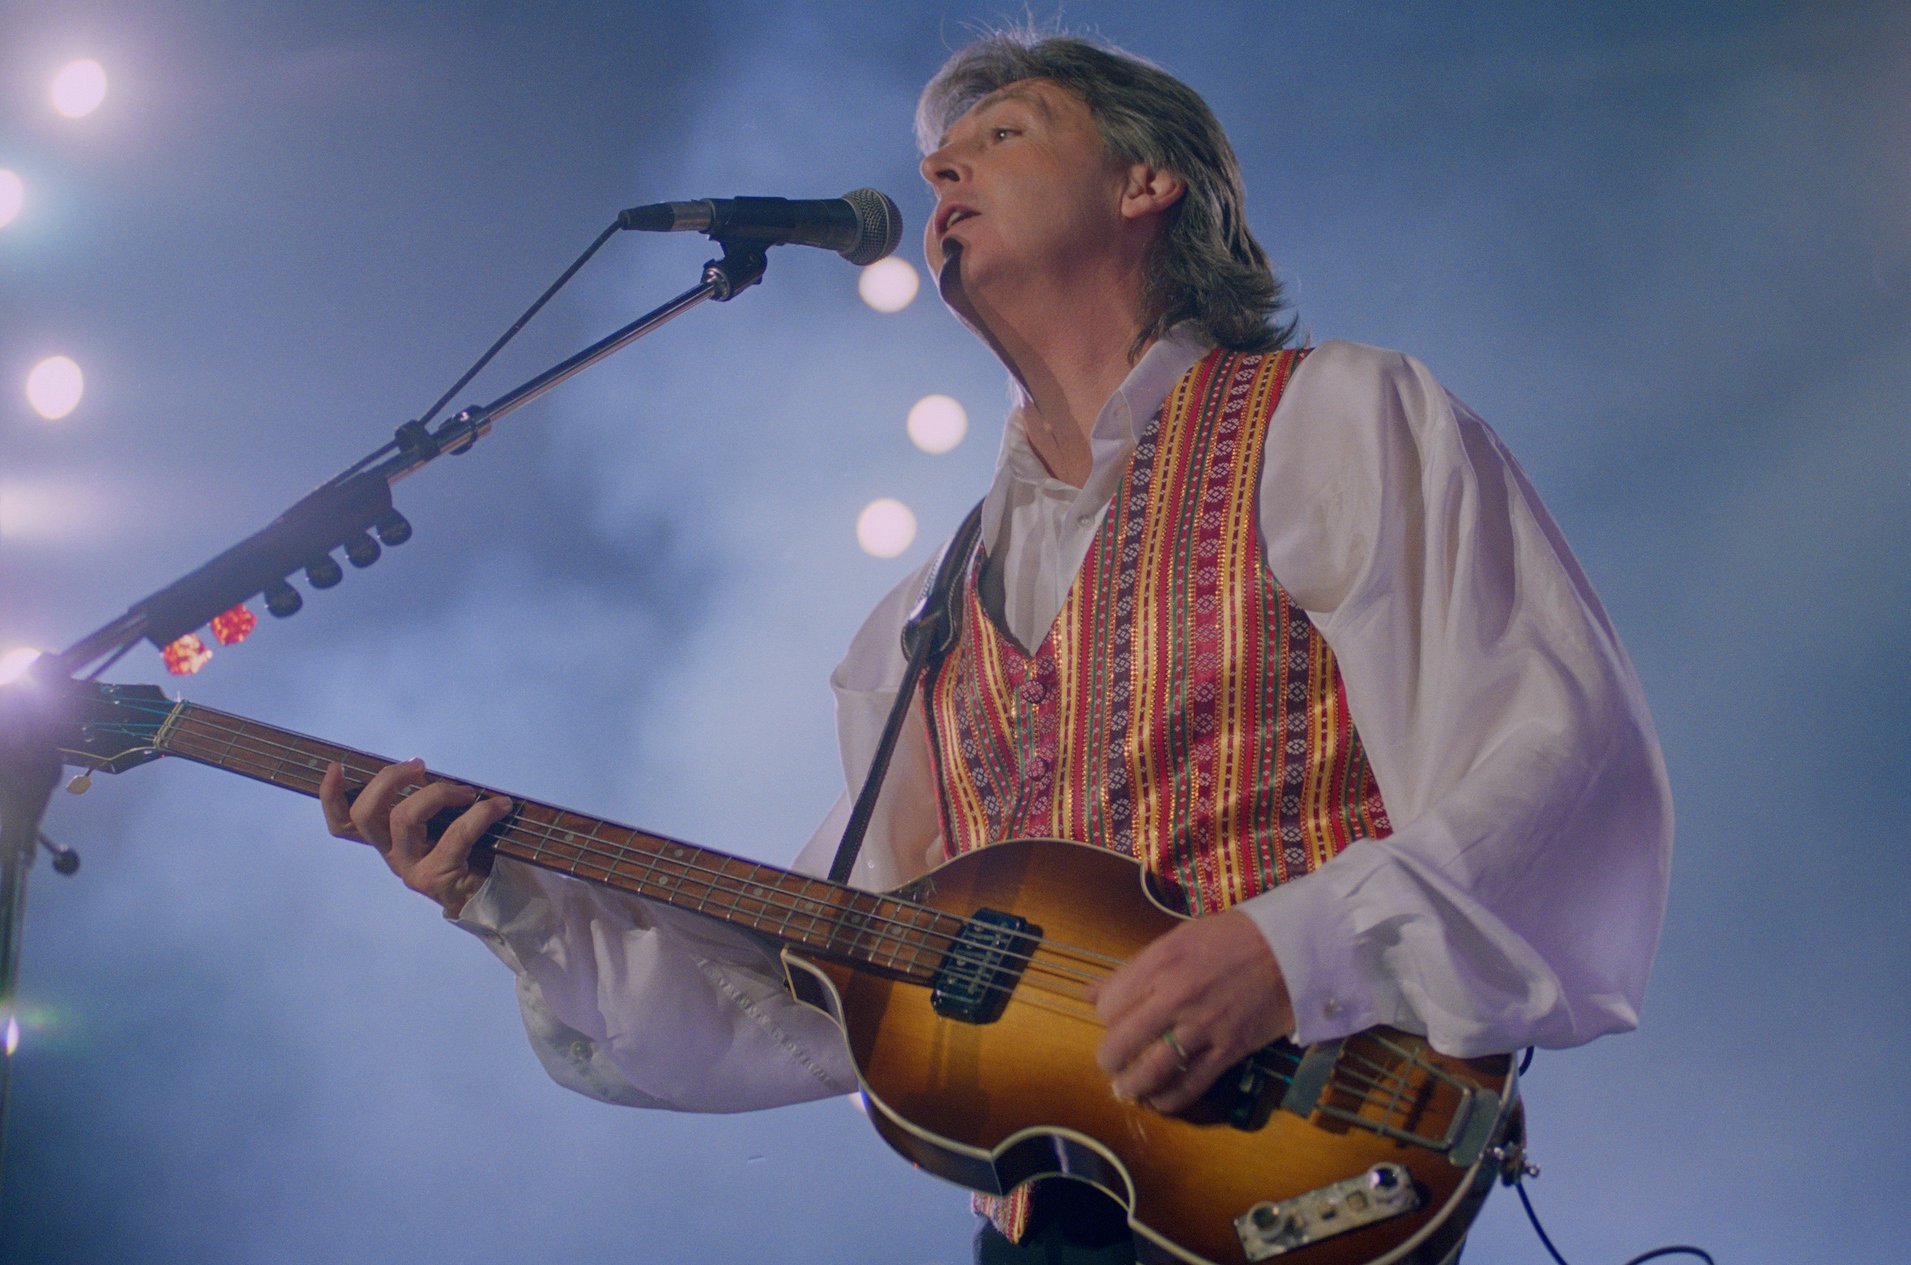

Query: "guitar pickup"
(930, 908), (1034, 1024)
(1234, 1164), (1420, 1261)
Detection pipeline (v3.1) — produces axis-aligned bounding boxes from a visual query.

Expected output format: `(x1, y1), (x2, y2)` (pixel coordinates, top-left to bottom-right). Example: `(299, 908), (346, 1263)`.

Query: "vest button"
(1019, 679), (1047, 704)
(1025, 754), (1051, 781)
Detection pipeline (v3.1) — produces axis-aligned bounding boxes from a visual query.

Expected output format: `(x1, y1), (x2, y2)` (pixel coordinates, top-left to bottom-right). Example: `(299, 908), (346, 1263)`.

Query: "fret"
(135, 699), (900, 966)
(775, 877), (801, 941)
(877, 901), (903, 972)
(152, 699), (189, 753)
(585, 816), (615, 877)
(905, 906), (939, 975)
(692, 852), (715, 913)
(564, 810), (584, 876)
(267, 735), (294, 786)
(510, 808), (548, 871)
(218, 719), (244, 767)
(802, 882), (831, 947)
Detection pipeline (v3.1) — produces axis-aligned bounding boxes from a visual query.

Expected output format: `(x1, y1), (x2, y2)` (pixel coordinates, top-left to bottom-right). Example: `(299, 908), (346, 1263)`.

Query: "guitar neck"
(152, 700), (947, 982)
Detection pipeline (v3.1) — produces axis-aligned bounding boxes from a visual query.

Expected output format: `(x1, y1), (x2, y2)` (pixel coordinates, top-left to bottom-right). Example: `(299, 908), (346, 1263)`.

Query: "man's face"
(919, 78), (1133, 303)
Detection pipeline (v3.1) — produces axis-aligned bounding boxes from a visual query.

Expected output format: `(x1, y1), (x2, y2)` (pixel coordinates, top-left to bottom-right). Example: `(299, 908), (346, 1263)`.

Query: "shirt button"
(1025, 754), (1051, 781)
(1019, 679), (1047, 704)
(1322, 998), (1343, 1018)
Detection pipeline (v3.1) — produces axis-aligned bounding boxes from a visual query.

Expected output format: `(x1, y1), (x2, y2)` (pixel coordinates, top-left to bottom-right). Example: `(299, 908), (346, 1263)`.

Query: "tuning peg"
(375, 511), (413, 546)
(264, 578), (303, 617)
(344, 532), (381, 568)
(305, 554), (344, 589)
(65, 773), (92, 795)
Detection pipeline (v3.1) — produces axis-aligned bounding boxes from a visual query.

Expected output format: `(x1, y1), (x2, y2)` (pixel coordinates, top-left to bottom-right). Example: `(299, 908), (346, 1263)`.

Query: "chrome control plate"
(1234, 1164), (1420, 1260)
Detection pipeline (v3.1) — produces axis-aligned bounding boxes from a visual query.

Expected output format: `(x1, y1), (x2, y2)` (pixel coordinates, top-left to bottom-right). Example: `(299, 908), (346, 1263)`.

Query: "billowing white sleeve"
(448, 563), (945, 1114)
(1240, 341), (1673, 1057)
(452, 861), (856, 1111)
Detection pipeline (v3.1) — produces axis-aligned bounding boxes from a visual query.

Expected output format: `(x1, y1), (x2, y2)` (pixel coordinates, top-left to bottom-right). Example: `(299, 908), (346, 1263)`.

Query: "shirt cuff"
(1237, 869), (1381, 1047)
(447, 861), (552, 973)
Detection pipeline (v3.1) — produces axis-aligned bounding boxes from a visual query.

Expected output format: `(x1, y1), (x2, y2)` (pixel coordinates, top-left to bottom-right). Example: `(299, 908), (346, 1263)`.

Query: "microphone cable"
(329, 219), (622, 486)
(1512, 1048), (1717, 1265)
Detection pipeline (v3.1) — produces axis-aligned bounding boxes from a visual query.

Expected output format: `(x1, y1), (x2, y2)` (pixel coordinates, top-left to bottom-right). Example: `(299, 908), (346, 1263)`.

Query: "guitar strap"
(827, 499), (985, 885)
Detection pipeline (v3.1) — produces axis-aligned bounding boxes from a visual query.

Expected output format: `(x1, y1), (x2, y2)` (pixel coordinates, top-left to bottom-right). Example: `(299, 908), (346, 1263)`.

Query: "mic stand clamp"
(703, 240), (769, 301)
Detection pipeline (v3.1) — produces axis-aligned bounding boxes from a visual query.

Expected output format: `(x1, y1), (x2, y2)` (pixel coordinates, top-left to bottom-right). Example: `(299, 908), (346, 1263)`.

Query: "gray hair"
(917, 31), (1294, 357)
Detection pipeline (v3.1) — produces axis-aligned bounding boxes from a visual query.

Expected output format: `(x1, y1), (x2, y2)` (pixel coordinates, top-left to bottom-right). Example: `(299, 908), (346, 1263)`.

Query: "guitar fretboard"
(155, 701), (956, 982)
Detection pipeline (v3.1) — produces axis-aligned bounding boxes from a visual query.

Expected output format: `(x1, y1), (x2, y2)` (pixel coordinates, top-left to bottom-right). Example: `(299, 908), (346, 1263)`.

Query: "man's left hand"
(1087, 911), (1296, 1114)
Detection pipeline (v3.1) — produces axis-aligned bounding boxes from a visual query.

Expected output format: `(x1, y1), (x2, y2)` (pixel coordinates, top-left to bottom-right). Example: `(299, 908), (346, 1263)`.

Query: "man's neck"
(952, 263), (1151, 488)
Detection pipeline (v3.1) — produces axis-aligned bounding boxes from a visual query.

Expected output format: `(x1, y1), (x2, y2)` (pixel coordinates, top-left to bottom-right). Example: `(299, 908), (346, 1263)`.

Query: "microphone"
(617, 188), (902, 266)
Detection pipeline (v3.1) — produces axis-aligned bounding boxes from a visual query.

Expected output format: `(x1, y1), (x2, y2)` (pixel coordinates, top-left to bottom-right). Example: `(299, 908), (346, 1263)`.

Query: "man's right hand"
(319, 758), (514, 919)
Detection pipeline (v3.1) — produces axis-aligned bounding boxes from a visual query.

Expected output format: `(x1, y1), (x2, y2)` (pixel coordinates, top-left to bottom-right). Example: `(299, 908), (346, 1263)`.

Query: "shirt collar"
(984, 326), (1213, 535)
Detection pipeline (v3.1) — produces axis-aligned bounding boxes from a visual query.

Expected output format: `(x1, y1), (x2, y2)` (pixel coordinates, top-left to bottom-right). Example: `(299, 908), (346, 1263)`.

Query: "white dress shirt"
(455, 334), (1673, 1110)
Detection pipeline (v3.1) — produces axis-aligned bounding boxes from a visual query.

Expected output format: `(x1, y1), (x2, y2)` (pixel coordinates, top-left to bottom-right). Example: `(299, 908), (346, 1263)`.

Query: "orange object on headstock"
(160, 633), (213, 676)
(209, 604), (257, 646)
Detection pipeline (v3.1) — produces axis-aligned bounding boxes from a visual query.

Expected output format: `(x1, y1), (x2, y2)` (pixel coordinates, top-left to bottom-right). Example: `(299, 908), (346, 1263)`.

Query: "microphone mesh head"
(839, 188), (903, 266)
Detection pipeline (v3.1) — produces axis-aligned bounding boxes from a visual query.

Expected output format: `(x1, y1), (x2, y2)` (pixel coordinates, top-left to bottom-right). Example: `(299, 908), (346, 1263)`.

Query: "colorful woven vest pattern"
(922, 347), (1393, 1242)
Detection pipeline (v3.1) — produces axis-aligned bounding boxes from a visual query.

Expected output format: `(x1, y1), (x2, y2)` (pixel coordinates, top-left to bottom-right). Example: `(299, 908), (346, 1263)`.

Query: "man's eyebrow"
(936, 84), (1055, 148)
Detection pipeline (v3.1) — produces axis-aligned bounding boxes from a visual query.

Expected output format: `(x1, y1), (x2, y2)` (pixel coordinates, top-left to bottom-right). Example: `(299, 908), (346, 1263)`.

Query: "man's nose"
(920, 142), (965, 187)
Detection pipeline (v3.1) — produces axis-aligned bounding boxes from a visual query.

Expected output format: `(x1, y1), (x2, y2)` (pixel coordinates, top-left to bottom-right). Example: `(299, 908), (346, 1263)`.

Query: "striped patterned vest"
(921, 348), (1394, 1241)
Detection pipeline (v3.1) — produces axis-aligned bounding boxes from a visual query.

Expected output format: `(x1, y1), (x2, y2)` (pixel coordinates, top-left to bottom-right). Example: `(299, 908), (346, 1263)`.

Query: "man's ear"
(1119, 163), (1186, 222)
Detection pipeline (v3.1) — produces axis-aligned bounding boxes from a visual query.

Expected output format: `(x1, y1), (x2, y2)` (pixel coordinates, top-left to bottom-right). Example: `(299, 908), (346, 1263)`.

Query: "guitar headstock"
(28, 679), (178, 776)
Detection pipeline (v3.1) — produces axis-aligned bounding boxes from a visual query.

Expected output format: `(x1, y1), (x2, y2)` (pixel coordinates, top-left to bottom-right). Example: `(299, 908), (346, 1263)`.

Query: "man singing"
(322, 30), (1670, 1265)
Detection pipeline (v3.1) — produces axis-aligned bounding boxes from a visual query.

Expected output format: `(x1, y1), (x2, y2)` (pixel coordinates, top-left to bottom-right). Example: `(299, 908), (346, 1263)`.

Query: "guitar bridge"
(930, 908), (1034, 1024)
(1234, 1164), (1420, 1260)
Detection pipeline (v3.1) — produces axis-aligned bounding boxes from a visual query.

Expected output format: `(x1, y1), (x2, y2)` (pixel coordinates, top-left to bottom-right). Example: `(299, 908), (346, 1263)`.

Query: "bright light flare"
(51, 60), (108, 119)
(0, 170), (23, 229)
(0, 648), (44, 685)
(858, 257), (920, 313)
(3, 1014), (17, 1057)
(907, 394), (967, 454)
(26, 356), (84, 420)
(856, 498), (917, 558)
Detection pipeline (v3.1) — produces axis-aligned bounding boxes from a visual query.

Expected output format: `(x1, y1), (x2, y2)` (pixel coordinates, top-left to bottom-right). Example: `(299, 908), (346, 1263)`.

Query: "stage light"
(907, 394), (967, 454)
(51, 59), (108, 119)
(3, 1014), (16, 1057)
(857, 497), (917, 558)
(26, 356), (84, 420)
(0, 648), (43, 685)
(858, 257), (919, 313)
(0, 170), (23, 229)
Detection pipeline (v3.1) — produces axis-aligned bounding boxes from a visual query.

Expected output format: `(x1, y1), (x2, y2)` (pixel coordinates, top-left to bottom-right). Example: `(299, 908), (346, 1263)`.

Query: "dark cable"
(328, 220), (622, 486)
(412, 220), (621, 430)
(1516, 1179), (1572, 1265)
(1516, 1177), (1716, 1265)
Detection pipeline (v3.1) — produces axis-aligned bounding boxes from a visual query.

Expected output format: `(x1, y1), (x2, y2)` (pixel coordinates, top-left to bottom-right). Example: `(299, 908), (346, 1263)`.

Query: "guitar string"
(107, 711), (1431, 1111)
(149, 713), (1129, 1002)
(103, 710), (1434, 1118)
(94, 704), (1445, 1126)
(114, 718), (1439, 1133)
(133, 708), (1336, 1025)
(149, 709), (1134, 985)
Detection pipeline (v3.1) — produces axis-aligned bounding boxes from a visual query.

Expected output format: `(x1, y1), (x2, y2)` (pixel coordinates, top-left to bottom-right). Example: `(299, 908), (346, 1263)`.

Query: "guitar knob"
(375, 511), (413, 546)
(344, 532), (381, 568)
(306, 555), (344, 589)
(264, 579), (303, 617)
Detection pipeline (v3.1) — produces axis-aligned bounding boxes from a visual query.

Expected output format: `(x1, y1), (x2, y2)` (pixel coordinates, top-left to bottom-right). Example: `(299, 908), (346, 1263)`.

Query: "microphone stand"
(0, 237), (770, 1207)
